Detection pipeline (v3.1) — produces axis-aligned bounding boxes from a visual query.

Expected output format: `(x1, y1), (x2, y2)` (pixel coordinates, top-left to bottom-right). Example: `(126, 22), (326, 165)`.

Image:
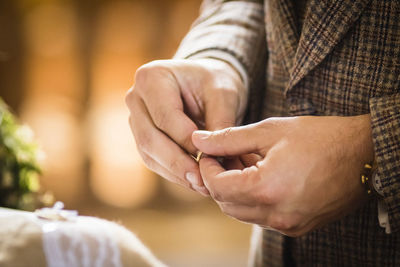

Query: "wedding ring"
(191, 151), (203, 163)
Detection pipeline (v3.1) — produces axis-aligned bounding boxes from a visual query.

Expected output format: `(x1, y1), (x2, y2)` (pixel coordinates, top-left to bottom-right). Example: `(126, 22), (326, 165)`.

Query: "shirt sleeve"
(174, 0), (267, 123)
(369, 93), (400, 233)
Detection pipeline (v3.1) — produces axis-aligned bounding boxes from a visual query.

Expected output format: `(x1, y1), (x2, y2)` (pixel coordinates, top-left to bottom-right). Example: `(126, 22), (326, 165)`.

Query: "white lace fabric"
(32, 202), (121, 267)
(40, 216), (122, 267)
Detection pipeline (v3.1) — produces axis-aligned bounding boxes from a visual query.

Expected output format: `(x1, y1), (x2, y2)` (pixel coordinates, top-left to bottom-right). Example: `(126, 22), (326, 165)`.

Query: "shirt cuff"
(175, 50), (249, 90)
(375, 173), (392, 233)
(378, 200), (391, 234)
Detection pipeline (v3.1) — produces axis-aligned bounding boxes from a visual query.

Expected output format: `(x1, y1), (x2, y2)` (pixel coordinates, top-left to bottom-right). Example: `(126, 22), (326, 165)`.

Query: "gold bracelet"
(360, 162), (381, 198)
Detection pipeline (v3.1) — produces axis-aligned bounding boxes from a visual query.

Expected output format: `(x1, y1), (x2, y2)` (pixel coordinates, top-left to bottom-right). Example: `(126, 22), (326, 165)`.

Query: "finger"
(204, 87), (239, 131)
(192, 124), (261, 157)
(140, 151), (209, 196)
(146, 157), (210, 196)
(135, 66), (198, 155)
(199, 157), (259, 204)
(240, 153), (263, 167)
(128, 94), (205, 189)
(138, 149), (189, 187)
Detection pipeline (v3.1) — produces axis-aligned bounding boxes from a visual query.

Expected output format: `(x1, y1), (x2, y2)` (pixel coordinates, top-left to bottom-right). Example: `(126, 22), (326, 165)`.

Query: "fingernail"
(186, 172), (200, 186)
(194, 130), (211, 140)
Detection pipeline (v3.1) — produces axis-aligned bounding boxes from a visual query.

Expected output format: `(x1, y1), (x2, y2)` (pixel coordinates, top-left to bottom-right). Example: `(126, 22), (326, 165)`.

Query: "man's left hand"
(192, 115), (375, 236)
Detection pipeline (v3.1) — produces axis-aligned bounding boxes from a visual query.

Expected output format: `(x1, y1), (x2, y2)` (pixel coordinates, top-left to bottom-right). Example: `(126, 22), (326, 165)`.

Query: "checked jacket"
(175, 0), (400, 266)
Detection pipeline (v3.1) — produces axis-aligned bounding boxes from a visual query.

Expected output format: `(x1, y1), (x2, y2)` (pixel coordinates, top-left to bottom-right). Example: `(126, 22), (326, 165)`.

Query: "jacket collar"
(266, 0), (300, 75)
(271, 0), (370, 94)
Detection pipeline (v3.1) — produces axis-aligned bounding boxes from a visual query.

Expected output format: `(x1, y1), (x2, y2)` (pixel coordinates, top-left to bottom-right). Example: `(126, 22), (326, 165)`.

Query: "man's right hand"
(125, 58), (247, 195)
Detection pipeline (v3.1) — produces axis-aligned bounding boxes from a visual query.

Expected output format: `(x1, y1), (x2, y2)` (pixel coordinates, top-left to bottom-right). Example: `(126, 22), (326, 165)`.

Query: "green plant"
(0, 98), (49, 210)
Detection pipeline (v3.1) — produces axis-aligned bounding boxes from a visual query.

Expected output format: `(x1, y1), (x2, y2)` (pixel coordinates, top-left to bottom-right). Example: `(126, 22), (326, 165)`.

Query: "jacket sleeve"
(174, 0), (267, 123)
(370, 94), (400, 232)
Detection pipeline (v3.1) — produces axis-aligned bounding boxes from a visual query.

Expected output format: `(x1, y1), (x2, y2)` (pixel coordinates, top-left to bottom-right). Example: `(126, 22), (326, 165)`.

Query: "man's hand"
(125, 59), (247, 195)
(192, 115), (375, 236)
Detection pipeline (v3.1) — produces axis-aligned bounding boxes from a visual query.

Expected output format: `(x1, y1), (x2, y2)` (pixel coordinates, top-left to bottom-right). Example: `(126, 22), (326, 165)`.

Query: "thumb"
(192, 124), (260, 156)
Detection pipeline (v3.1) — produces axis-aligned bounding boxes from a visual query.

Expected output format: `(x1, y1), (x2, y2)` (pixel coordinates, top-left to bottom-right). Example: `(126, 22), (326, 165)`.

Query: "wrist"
(353, 114), (375, 165)
(361, 114), (375, 164)
(191, 58), (245, 86)
(190, 57), (249, 122)
(351, 114), (377, 198)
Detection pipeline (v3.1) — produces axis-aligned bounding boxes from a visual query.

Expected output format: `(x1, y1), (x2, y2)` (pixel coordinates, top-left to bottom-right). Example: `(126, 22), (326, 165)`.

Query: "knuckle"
(125, 86), (141, 109)
(218, 203), (235, 217)
(268, 214), (297, 232)
(210, 190), (224, 202)
(153, 108), (169, 130)
(125, 87), (135, 107)
(135, 61), (169, 85)
(134, 63), (153, 84)
(128, 116), (134, 132)
(138, 152), (155, 171)
(167, 159), (182, 176)
(181, 133), (196, 152)
(260, 185), (277, 204)
(242, 165), (257, 180)
(268, 216), (287, 231)
(222, 127), (234, 138)
(218, 203), (228, 213)
(259, 179), (282, 204)
(241, 166), (266, 196)
(135, 132), (152, 155)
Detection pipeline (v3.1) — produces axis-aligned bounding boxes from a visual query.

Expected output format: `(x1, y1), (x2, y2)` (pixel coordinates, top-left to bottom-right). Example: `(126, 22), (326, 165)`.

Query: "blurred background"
(0, 0), (251, 266)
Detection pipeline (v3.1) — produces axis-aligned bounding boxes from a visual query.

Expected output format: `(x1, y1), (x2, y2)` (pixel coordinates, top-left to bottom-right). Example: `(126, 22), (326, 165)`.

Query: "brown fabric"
(175, 0), (400, 266)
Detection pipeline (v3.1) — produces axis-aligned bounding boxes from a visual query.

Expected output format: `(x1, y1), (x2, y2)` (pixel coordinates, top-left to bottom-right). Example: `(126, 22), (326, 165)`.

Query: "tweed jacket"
(175, 0), (400, 266)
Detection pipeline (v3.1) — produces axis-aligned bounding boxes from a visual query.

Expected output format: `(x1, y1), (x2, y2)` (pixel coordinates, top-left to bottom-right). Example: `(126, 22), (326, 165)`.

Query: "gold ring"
(191, 151), (203, 163)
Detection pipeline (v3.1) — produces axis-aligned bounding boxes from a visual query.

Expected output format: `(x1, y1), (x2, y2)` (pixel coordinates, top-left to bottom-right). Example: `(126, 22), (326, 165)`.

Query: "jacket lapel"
(266, 0), (300, 75)
(285, 0), (370, 94)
